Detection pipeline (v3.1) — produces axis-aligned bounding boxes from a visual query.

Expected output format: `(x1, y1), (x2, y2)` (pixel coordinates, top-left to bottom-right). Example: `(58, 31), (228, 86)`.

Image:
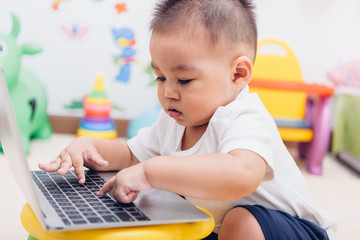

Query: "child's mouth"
(168, 108), (182, 118)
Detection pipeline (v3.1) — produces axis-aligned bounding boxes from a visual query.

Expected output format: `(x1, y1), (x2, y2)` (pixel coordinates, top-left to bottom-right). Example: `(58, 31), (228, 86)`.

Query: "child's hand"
(97, 163), (152, 203)
(38, 136), (108, 184)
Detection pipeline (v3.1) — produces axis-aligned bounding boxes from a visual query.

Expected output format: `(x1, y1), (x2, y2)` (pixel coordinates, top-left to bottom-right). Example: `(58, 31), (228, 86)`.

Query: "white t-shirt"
(127, 85), (337, 238)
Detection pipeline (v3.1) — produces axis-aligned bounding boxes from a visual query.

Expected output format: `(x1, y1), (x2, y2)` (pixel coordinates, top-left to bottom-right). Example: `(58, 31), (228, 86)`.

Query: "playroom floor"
(0, 133), (359, 240)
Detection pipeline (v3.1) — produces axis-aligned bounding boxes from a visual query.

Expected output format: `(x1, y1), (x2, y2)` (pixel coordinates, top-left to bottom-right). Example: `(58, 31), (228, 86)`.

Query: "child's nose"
(164, 83), (180, 99)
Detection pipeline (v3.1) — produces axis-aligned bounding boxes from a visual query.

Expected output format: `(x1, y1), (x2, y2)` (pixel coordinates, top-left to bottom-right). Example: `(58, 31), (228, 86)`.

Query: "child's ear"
(231, 56), (253, 89)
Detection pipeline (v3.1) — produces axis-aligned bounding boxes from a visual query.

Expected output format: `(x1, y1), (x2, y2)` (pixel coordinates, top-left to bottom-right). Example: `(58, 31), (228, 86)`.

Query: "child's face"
(150, 31), (241, 128)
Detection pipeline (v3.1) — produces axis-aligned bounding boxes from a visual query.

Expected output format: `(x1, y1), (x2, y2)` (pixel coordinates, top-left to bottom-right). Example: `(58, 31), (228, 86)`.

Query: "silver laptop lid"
(0, 68), (46, 228)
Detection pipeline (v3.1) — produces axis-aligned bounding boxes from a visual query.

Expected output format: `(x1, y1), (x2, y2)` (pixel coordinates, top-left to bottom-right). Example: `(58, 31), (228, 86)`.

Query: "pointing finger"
(72, 152), (86, 184)
(97, 176), (116, 196)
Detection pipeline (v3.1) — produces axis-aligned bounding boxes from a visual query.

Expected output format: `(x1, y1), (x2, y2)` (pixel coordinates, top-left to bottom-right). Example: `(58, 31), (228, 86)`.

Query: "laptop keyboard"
(31, 170), (150, 226)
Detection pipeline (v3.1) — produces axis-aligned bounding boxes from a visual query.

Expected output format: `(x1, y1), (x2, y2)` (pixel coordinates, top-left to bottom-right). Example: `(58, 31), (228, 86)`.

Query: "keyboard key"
(87, 187), (100, 192)
(79, 208), (95, 214)
(87, 217), (103, 223)
(65, 210), (80, 216)
(82, 212), (98, 217)
(61, 218), (71, 225)
(68, 215), (84, 220)
(135, 216), (150, 221)
(129, 211), (145, 217)
(72, 200), (86, 205)
(110, 208), (125, 213)
(77, 204), (90, 208)
(125, 207), (138, 212)
(62, 206), (76, 211)
(102, 215), (120, 223)
(98, 210), (112, 215)
(59, 202), (73, 207)
(72, 220), (87, 225)
(56, 199), (70, 204)
(101, 199), (115, 204)
(93, 206), (106, 211)
(129, 211), (150, 221)
(118, 202), (135, 208)
(52, 193), (66, 198)
(92, 202), (105, 207)
(98, 196), (112, 202)
(114, 212), (134, 222)
(86, 198), (101, 203)
(83, 195), (96, 200)
(107, 202), (123, 208)
(84, 182), (96, 186)
(68, 196), (82, 200)
(62, 189), (76, 194)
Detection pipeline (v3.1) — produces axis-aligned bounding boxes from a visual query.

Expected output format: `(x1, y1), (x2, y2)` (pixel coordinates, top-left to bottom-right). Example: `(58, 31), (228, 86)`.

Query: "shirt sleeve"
(127, 110), (167, 162)
(213, 97), (275, 181)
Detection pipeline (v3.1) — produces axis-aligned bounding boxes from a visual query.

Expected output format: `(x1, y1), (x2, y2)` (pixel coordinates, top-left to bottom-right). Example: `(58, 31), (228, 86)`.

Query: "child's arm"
(98, 149), (267, 202)
(38, 136), (139, 184)
(145, 150), (267, 200)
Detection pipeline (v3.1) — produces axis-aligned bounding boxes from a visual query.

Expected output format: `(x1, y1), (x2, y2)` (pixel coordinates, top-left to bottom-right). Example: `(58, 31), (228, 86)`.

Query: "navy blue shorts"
(202, 205), (329, 240)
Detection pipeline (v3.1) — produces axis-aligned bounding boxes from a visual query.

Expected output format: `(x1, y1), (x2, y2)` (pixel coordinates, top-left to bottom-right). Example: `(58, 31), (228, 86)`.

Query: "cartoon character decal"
(112, 27), (154, 84)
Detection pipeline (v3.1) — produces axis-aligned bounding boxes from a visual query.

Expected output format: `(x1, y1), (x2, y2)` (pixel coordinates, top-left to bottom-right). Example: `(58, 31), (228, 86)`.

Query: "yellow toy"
(249, 39), (334, 175)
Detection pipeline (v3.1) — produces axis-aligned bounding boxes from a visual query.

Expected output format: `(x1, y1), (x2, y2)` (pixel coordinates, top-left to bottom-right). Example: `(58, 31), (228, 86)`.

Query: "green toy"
(0, 14), (52, 154)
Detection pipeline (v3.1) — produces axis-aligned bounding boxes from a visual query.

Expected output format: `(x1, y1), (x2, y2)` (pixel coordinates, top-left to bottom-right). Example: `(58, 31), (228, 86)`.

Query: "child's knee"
(218, 207), (265, 240)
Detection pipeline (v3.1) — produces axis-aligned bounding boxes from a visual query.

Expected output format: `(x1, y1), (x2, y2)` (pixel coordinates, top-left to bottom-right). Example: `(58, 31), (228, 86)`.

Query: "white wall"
(256, 0), (360, 83)
(1, 0), (359, 118)
(0, 0), (157, 118)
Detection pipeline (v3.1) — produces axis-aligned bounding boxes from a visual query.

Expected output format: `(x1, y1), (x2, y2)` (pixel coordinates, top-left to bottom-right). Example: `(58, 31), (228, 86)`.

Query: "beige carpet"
(299, 156), (360, 240)
(0, 134), (359, 239)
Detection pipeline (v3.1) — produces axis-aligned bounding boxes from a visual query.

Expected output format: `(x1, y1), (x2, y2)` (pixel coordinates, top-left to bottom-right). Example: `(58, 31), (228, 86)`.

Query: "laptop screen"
(0, 69), (46, 227)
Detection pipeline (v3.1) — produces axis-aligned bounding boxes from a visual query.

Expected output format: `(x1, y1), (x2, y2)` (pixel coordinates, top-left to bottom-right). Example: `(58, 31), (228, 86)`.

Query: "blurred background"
(0, 0), (358, 119)
(1, 0), (360, 239)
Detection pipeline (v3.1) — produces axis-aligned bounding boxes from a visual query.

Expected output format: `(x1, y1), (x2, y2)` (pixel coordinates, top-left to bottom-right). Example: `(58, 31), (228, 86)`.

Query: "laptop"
(0, 68), (210, 231)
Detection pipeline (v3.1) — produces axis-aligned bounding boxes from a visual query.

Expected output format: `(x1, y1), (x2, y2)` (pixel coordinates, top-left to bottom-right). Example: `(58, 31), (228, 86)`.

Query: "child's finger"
(87, 151), (108, 167)
(122, 191), (139, 203)
(57, 152), (73, 176)
(38, 158), (61, 172)
(72, 152), (86, 184)
(113, 188), (139, 203)
(97, 176), (116, 196)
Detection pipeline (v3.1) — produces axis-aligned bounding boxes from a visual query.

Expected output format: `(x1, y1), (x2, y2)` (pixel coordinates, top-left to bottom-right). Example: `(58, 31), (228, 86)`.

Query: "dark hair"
(150, 0), (257, 60)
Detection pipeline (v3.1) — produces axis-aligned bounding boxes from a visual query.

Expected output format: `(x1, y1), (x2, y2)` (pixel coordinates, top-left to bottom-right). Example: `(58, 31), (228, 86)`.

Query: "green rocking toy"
(0, 14), (52, 154)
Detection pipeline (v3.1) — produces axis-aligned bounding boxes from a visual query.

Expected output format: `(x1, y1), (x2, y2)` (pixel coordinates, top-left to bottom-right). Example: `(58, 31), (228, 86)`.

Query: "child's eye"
(156, 76), (166, 82)
(178, 79), (192, 85)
